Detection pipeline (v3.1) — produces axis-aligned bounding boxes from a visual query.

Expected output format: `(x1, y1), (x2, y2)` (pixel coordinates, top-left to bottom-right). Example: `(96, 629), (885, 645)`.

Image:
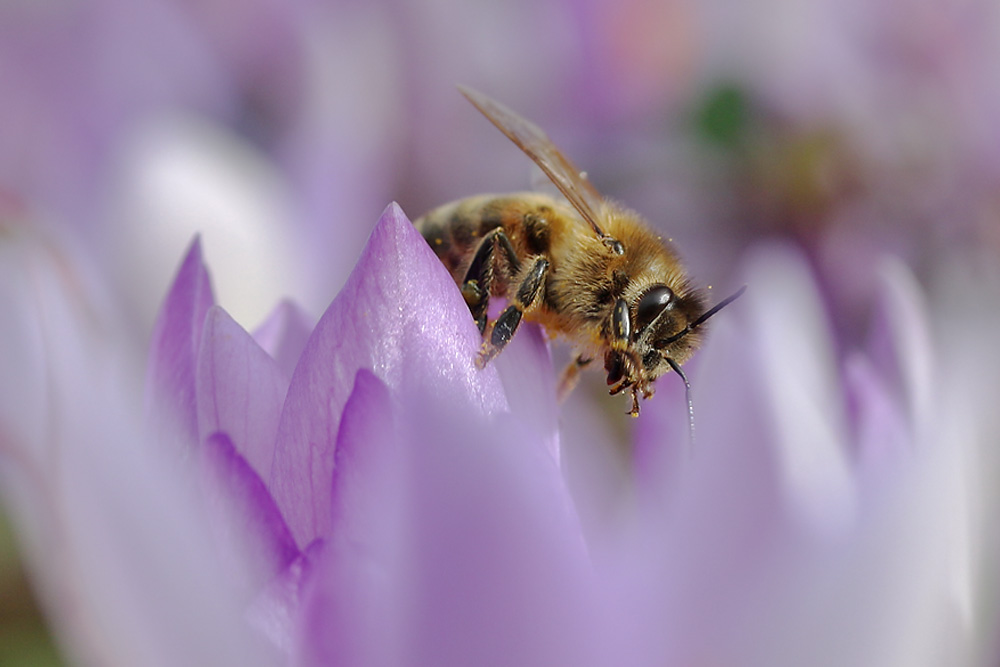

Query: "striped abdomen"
(413, 193), (558, 283)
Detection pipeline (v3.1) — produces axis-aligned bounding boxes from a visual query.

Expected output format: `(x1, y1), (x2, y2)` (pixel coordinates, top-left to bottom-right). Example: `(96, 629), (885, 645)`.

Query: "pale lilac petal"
(301, 370), (602, 666)
(145, 236), (215, 452)
(200, 432), (299, 600)
(623, 246), (861, 663)
(866, 259), (934, 430)
(197, 305), (288, 479)
(0, 234), (50, 458)
(492, 321), (560, 461)
(252, 299), (316, 382)
(302, 370), (401, 666)
(328, 370), (399, 543)
(632, 353), (704, 507)
(110, 112), (306, 330)
(842, 354), (911, 482)
(270, 203), (507, 547)
(743, 244), (856, 535)
(625, 249), (999, 666)
(246, 541), (323, 659)
(558, 388), (635, 546)
(53, 416), (279, 667)
(620, 308), (789, 665)
(399, 407), (601, 666)
(0, 228), (273, 666)
(922, 262), (1000, 658)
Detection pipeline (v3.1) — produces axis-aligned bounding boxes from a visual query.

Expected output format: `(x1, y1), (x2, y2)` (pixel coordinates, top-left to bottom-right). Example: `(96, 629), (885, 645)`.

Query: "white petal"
(744, 243), (855, 536)
(107, 113), (300, 331)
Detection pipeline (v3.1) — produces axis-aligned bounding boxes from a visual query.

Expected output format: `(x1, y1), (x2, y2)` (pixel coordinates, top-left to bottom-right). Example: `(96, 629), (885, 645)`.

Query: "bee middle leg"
(477, 256), (550, 368)
(461, 228), (521, 334)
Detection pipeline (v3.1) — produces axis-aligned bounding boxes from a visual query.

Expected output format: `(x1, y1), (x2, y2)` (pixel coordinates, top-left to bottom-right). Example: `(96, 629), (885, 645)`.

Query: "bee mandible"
(414, 87), (744, 421)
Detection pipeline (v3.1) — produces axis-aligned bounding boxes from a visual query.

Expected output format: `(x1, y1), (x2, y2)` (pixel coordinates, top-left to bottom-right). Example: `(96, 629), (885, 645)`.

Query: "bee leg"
(628, 387), (641, 418)
(557, 354), (592, 402)
(603, 298), (646, 416)
(462, 228), (521, 334)
(610, 298), (631, 347)
(477, 257), (549, 368)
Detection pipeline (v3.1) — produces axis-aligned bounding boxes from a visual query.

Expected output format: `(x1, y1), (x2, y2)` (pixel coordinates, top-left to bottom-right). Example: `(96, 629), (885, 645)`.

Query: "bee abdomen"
(413, 195), (519, 276)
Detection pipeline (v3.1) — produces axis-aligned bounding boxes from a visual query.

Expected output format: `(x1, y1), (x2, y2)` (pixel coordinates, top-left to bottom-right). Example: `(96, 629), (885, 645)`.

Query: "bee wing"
(459, 86), (612, 241)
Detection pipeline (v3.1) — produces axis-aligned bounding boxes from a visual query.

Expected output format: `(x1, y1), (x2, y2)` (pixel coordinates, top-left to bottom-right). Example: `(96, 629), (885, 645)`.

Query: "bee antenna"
(665, 357), (695, 448)
(662, 284), (747, 346)
(691, 284), (747, 329)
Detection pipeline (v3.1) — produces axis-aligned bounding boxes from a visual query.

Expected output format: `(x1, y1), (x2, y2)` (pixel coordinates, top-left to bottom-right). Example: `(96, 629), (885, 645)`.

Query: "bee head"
(603, 283), (745, 419)
(629, 283), (707, 379)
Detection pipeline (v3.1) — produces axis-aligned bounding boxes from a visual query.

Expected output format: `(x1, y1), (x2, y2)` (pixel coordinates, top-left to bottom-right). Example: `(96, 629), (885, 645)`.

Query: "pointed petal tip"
(175, 234), (207, 280)
(270, 202), (507, 547)
(196, 303), (289, 479)
(382, 201), (409, 222)
(371, 201), (426, 255)
(145, 235), (218, 450)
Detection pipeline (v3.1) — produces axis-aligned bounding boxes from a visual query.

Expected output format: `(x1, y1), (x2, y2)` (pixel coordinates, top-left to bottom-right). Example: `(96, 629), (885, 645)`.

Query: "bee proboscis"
(415, 86), (744, 423)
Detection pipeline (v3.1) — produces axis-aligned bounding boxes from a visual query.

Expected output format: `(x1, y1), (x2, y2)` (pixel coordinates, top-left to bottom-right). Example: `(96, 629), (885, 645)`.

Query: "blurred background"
(2, 0), (999, 662)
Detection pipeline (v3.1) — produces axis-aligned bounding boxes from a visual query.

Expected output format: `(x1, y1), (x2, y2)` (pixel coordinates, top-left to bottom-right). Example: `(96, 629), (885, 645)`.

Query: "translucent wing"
(459, 86), (619, 248)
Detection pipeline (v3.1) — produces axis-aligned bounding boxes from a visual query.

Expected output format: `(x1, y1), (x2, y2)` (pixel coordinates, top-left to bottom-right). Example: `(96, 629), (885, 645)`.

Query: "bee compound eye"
(634, 285), (675, 332)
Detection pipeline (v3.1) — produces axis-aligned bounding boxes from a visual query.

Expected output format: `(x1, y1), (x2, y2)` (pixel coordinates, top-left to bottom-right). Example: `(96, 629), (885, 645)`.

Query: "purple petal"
(865, 260), (933, 430)
(197, 305), (288, 479)
(842, 354), (911, 482)
(252, 299), (316, 382)
(328, 370), (399, 540)
(0, 229), (274, 666)
(270, 203), (507, 547)
(200, 432), (299, 599)
(622, 246), (862, 663)
(301, 370), (402, 666)
(620, 301), (790, 664)
(632, 353), (704, 505)
(145, 236), (215, 453)
(300, 369), (601, 665)
(246, 541), (324, 659)
(399, 408), (600, 666)
(557, 388), (634, 547)
(742, 244), (855, 534)
(492, 321), (560, 462)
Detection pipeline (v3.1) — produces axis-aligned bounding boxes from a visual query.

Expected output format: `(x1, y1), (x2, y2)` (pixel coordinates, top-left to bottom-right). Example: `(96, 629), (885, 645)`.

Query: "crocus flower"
(143, 202), (582, 663)
(5, 2), (1000, 663)
(6, 196), (998, 665)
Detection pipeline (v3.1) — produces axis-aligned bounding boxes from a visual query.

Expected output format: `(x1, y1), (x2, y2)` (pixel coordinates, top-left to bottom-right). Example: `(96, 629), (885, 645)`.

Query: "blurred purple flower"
(0, 217), (274, 666)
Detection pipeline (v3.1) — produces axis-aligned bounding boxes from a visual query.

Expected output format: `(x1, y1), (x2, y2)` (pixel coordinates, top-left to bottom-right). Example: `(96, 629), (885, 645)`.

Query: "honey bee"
(415, 86), (744, 420)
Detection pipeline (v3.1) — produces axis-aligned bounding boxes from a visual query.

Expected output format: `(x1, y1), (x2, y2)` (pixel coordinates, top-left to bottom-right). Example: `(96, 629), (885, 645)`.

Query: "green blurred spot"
(694, 84), (751, 149)
(0, 509), (64, 667)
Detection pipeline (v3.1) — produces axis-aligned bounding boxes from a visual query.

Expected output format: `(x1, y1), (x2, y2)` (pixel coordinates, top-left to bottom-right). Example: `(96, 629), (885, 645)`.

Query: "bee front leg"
(477, 256), (549, 368)
(462, 228), (521, 334)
